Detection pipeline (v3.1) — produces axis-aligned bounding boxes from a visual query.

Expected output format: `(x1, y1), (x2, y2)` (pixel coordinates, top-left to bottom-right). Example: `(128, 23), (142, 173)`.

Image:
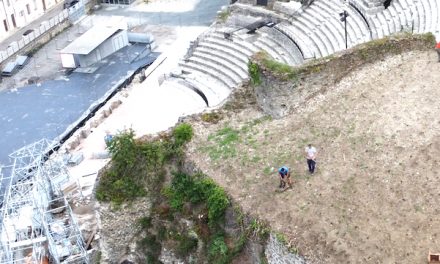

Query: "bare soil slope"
(186, 50), (440, 263)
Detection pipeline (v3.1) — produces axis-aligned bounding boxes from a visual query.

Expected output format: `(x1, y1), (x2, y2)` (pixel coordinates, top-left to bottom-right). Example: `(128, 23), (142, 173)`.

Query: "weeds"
(138, 216), (152, 229)
(252, 51), (298, 81)
(208, 235), (229, 264)
(275, 232), (287, 244)
(203, 126), (240, 160)
(175, 232), (199, 257)
(163, 172), (229, 226)
(96, 124), (193, 205)
(248, 61), (262, 85)
(138, 233), (161, 261)
(217, 9), (230, 22)
(201, 112), (223, 124)
(248, 219), (270, 240)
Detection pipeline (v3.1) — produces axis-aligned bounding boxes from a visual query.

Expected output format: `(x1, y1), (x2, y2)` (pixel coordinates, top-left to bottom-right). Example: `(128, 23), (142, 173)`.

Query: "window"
(11, 14), (16, 27)
(3, 19), (8, 32)
(19, 10), (24, 17)
(6, 0), (10, 6)
(26, 4), (30, 14)
(33, 0), (37, 10)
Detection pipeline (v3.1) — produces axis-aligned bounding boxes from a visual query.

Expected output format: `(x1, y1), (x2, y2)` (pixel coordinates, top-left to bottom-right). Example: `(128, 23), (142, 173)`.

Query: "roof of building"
(61, 26), (123, 55)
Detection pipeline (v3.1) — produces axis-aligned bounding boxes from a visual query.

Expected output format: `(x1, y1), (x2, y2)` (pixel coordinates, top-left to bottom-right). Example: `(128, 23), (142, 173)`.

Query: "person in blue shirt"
(278, 166), (292, 189)
(104, 130), (113, 147)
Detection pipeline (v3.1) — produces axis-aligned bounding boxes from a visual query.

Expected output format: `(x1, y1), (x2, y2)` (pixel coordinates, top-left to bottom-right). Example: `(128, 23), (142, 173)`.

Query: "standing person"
(278, 166), (292, 189)
(436, 41), (440, 62)
(305, 144), (317, 174)
(104, 130), (113, 147)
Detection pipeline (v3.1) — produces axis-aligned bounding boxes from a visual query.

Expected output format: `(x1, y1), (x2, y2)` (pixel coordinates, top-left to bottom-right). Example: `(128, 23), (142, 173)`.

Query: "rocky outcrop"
(97, 198), (152, 263)
(265, 234), (306, 264)
(251, 33), (436, 119)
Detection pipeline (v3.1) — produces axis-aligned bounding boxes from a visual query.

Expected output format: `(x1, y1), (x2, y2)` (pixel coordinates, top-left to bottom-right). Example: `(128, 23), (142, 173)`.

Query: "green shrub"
(95, 169), (146, 205)
(173, 123), (193, 146)
(176, 233), (198, 256)
(96, 130), (145, 204)
(138, 216), (152, 229)
(248, 61), (262, 85)
(107, 129), (138, 175)
(206, 185), (229, 225)
(208, 235), (229, 263)
(96, 128), (185, 205)
(164, 172), (229, 225)
(161, 186), (184, 211)
(139, 234), (162, 260)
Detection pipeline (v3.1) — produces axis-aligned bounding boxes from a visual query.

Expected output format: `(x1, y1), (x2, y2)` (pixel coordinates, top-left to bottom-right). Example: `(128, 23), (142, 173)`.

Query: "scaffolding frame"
(0, 139), (89, 264)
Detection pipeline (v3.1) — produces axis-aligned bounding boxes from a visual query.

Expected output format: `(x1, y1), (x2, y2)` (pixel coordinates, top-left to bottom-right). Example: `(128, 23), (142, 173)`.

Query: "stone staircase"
(276, 0), (372, 57)
(366, 0), (439, 39)
(160, 0), (439, 109)
(173, 27), (305, 106)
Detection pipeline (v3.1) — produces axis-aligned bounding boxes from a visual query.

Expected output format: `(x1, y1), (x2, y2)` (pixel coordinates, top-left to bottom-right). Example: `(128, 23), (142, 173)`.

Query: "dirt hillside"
(186, 49), (440, 263)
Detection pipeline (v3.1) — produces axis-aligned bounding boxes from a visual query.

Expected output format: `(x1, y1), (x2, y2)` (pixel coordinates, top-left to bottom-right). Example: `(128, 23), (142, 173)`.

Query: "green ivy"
(173, 123), (194, 146)
(164, 172), (229, 225)
(248, 61), (262, 85)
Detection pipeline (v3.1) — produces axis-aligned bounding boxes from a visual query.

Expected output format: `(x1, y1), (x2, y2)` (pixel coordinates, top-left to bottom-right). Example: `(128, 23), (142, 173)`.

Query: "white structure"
(0, 139), (88, 264)
(60, 25), (129, 68)
(0, 0), (58, 38)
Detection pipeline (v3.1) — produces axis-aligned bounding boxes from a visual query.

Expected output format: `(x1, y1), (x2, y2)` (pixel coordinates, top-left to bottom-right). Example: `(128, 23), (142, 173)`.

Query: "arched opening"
(384, 0), (392, 9)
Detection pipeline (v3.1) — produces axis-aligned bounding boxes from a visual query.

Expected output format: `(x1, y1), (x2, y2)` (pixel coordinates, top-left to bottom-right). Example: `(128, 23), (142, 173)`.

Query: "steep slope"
(186, 37), (440, 263)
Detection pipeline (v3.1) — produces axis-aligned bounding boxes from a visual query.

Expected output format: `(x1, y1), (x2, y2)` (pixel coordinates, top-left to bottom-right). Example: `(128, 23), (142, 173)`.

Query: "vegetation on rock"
(96, 123), (193, 205)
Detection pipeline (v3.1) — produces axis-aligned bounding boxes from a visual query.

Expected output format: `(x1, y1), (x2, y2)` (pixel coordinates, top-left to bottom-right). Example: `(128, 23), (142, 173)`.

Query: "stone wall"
(96, 198), (152, 263)
(251, 33), (436, 119)
(350, 0), (384, 15)
(235, 0), (277, 9)
(265, 234), (306, 264)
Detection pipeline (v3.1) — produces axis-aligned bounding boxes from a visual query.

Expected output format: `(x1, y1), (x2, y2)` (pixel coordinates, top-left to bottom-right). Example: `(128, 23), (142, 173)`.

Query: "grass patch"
(203, 126), (240, 160)
(248, 219), (270, 240)
(253, 51), (298, 81)
(201, 112), (223, 124)
(202, 116), (272, 161)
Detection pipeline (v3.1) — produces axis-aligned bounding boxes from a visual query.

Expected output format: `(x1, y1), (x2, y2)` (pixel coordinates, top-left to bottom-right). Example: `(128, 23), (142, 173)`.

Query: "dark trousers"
(307, 159), (316, 173)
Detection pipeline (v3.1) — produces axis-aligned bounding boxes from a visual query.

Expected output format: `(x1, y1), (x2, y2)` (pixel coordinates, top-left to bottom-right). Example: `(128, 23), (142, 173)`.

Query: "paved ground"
(0, 2), (65, 49)
(0, 0), (228, 168)
(0, 17), (95, 91)
(94, 0), (227, 27)
(0, 45), (157, 166)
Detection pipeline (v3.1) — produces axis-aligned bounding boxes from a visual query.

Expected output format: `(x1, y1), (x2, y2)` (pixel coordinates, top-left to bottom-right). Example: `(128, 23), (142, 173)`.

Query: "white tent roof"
(61, 26), (123, 55)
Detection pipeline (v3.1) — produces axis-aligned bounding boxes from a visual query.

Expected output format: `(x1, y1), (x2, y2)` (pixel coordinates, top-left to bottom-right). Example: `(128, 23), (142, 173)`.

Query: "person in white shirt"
(305, 144), (317, 174)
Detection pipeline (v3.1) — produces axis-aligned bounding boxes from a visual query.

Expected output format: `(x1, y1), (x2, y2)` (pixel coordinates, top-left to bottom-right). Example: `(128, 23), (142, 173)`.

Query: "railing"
(0, 0), (87, 65)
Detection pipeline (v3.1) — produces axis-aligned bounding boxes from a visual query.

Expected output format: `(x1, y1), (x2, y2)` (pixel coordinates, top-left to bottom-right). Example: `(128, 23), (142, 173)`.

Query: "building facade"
(0, 0), (58, 39)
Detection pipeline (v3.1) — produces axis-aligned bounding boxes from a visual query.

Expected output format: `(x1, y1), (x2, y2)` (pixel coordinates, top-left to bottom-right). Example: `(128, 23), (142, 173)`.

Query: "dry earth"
(186, 50), (440, 263)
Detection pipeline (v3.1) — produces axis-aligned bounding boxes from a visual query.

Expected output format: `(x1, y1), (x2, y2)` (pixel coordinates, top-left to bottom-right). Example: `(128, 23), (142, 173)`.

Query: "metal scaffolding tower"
(0, 139), (89, 264)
